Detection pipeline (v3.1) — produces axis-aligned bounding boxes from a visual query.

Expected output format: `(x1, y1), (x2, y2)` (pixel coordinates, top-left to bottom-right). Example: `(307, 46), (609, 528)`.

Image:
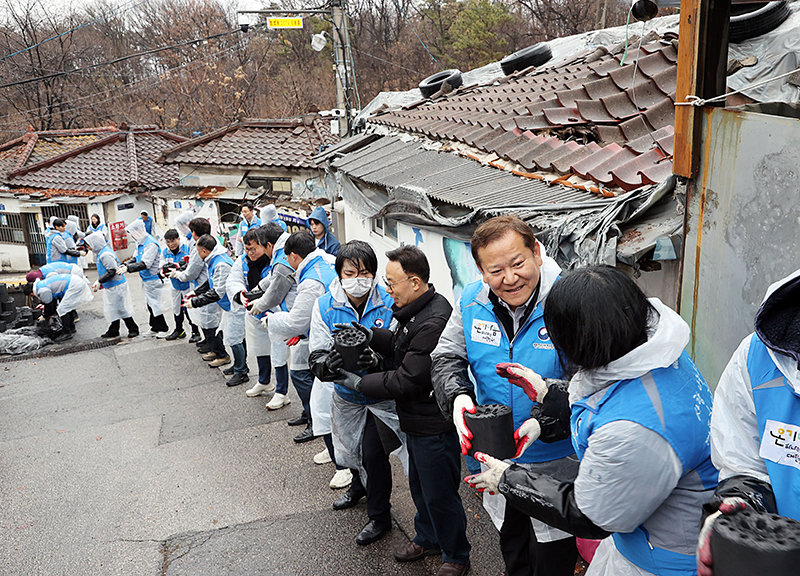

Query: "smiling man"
(431, 215), (578, 576)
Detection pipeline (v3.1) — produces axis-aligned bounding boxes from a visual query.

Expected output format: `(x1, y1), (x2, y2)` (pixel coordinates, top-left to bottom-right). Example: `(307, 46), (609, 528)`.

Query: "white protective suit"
(85, 232), (133, 323)
(711, 268), (800, 487)
(34, 274), (93, 317)
(227, 254), (270, 357)
(172, 211), (219, 330)
(251, 232), (294, 368)
(125, 219), (167, 317)
(203, 243), (243, 347)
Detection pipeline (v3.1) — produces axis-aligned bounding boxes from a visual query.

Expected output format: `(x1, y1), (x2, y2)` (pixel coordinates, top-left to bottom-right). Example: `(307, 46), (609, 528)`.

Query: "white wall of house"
(0, 197), (34, 271)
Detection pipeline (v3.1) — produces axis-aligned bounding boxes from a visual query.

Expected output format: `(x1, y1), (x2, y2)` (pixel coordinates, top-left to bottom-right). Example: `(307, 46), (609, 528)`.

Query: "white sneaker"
(155, 330), (170, 339)
(314, 449), (332, 465)
(329, 468), (353, 489)
(265, 393), (291, 410)
(246, 382), (276, 397)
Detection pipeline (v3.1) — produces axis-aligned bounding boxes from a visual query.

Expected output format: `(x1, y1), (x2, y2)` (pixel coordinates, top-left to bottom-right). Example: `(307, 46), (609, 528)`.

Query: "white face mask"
(341, 277), (373, 298)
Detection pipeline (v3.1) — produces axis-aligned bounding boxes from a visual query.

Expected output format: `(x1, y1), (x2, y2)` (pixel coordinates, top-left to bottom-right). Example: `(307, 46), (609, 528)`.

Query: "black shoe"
(222, 366), (235, 376)
(127, 329), (139, 338)
(333, 487), (366, 510)
(53, 331), (74, 343)
(226, 373), (250, 387)
(188, 331), (201, 344)
(287, 414), (309, 427)
(100, 330), (119, 339)
(356, 520), (391, 546)
(165, 329), (185, 341)
(293, 425), (315, 444)
(198, 345), (212, 354)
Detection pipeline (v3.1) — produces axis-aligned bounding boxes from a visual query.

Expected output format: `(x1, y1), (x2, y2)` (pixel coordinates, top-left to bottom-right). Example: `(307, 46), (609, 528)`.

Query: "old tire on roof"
(419, 69), (462, 98)
(729, 1), (790, 43)
(500, 43), (552, 76)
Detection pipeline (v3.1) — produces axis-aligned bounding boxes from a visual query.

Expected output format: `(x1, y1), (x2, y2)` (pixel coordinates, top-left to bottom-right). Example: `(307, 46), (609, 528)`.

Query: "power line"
(352, 46), (423, 75)
(0, 28), (242, 91)
(0, 0), (152, 64)
(389, 0), (443, 71)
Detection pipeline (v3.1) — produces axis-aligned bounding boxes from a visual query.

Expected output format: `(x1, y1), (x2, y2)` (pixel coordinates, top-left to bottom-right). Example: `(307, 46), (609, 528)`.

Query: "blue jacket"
(459, 280), (574, 464)
(317, 284), (394, 405)
(208, 252), (234, 312)
(747, 333), (800, 521)
(239, 214), (261, 238)
(571, 351), (718, 576)
(162, 245), (192, 291)
(34, 274), (73, 303)
(297, 252), (337, 287)
(136, 236), (161, 282)
(307, 206), (340, 257)
(38, 262), (77, 278)
(96, 245), (125, 289)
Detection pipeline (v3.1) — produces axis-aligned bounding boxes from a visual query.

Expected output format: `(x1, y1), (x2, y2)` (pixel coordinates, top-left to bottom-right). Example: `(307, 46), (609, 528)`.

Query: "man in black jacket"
(335, 245), (470, 576)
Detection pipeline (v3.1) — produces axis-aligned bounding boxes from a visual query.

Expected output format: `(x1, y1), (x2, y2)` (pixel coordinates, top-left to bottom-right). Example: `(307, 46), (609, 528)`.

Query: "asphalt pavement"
(0, 269), (505, 575)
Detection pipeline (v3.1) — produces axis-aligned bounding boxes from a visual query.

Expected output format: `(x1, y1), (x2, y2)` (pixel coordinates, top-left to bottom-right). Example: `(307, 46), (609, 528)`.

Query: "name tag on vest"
(471, 319), (501, 346)
(760, 419), (800, 471)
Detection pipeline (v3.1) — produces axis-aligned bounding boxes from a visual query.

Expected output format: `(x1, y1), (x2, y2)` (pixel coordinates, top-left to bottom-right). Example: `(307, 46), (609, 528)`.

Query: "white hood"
(203, 242), (227, 263)
(260, 204), (278, 223)
(64, 220), (78, 236)
(295, 248), (329, 279)
(756, 267), (800, 391)
(84, 231), (107, 252)
(569, 298), (691, 404)
(175, 210), (194, 237)
(125, 219), (147, 245)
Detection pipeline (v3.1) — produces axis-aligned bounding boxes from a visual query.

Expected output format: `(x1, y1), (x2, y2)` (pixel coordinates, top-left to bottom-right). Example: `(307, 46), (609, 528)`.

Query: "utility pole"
(238, 2), (355, 138)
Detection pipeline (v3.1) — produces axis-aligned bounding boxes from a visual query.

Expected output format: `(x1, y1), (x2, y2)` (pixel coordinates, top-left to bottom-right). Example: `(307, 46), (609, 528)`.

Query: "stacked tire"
(0, 283), (14, 333)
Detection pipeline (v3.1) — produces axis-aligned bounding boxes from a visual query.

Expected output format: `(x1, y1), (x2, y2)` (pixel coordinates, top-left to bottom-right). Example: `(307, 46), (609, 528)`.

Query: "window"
(245, 177), (292, 194)
(41, 204), (89, 231)
(371, 217), (398, 241)
(0, 212), (25, 244)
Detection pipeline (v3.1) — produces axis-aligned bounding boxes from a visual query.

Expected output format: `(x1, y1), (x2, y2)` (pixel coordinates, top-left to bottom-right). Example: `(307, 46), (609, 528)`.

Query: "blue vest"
(241, 255), (271, 319)
(136, 236), (160, 282)
(61, 231), (78, 265)
(571, 351), (718, 576)
(297, 254), (337, 287)
(748, 334), (800, 521)
(37, 274), (72, 300)
(163, 245), (191, 291)
(460, 280), (574, 464)
(96, 245), (125, 289)
(87, 223), (106, 236)
(240, 215), (261, 238)
(46, 231), (74, 264)
(39, 262), (73, 278)
(317, 285), (394, 405)
(207, 252), (234, 312)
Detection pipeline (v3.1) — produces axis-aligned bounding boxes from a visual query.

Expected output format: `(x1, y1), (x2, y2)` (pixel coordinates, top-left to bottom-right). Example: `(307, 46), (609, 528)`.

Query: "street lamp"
(311, 31), (328, 52)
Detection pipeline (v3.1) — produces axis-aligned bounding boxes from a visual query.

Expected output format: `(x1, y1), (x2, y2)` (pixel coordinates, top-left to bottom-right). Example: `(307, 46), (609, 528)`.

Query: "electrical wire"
(620, 4), (633, 66)
(0, 0), (151, 64)
(352, 46), (423, 75)
(389, 0), (443, 71)
(0, 28), (241, 90)
(629, 20), (668, 156)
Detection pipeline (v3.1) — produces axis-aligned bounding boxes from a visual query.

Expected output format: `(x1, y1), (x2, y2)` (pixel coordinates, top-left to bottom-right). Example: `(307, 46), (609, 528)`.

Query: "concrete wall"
(680, 108), (800, 388)
(0, 197), (35, 271)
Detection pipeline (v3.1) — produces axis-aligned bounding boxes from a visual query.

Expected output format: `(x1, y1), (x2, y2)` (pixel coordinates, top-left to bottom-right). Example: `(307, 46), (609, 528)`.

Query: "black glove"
(334, 321), (373, 343)
(357, 348), (381, 373)
(64, 249), (82, 257)
(310, 349), (343, 382)
(232, 291), (243, 305)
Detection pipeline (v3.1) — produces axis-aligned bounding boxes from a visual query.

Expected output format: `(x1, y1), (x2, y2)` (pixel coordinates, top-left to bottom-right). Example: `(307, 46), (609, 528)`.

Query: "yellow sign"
(267, 17), (303, 29)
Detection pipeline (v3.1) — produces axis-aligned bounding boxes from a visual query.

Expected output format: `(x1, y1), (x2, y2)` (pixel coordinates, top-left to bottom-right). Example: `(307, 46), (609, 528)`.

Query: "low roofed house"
(0, 123), (186, 269)
(158, 114), (340, 235)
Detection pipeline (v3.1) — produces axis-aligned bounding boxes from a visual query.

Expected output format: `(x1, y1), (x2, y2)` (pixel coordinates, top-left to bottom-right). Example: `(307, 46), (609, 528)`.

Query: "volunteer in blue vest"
(117, 219), (169, 336)
(467, 265), (719, 576)
(83, 231), (139, 338)
(86, 214), (109, 243)
(226, 227), (274, 389)
(161, 229), (199, 342)
(139, 210), (154, 235)
(44, 216), (57, 239)
(264, 230), (336, 444)
(698, 268), (800, 576)
(260, 204), (287, 232)
(308, 240), (404, 546)
(431, 215), (578, 576)
(46, 219), (83, 264)
(234, 201), (261, 257)
(185, 234), (239, 371)
(26, 262), (84, 283)
(168, 216), (220, 348)
(23, 273), (93, 341)
(307, 206), (340, 257)
(247, 222), (294, 409)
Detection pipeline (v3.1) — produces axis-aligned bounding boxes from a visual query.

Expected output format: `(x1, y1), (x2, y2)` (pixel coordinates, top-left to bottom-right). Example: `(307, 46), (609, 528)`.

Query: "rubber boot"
(124, 316), (139, 337)
(101, 319), (120, 338)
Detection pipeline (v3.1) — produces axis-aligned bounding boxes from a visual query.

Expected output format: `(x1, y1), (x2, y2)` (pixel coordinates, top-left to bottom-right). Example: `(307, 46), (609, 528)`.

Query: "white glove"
(116, 264), (128, 275)
(184, 290), (196, 299)
(168, 269), (181, 279)
(184, 298), (195, 309)
(497, 362), (548, 403)
(453, 394), (476, 455)
(91, 280), (101, 292)
(465, 452), (511, 495)
(513, 418), (542, 458)
(260, 313), (270, 329)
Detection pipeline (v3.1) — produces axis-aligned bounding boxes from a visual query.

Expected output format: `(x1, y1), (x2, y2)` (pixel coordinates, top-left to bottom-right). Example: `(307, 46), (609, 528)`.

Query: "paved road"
(0, 270), (505, 575)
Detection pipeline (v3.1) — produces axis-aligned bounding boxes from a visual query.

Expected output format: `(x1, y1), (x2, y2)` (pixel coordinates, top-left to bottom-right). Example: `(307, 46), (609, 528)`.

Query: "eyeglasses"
(382, 276), (417, 291)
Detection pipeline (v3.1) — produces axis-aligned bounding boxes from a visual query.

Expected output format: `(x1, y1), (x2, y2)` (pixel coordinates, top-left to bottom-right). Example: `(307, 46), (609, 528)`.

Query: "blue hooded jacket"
(307, 206), (340, 256)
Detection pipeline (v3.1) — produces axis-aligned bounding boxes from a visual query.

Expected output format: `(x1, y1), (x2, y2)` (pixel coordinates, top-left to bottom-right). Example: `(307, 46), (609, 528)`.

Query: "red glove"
(285, 336), (301, 346)
(497, 362), (548, 403)
(697, 498), (749, 576)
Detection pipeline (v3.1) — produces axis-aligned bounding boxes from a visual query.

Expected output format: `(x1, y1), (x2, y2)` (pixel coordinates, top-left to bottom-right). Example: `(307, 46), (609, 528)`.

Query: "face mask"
(341, 277), (373, 298)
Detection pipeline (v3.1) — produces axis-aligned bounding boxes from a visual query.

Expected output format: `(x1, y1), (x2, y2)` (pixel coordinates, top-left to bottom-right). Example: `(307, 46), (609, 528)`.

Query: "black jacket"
(358, 286), (455, 436)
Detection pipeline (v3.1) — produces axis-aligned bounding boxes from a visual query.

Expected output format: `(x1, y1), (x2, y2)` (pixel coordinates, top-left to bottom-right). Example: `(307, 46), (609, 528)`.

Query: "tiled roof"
(369, 32), (678, 194)
(0, 124), (186, 193)
(161, 115), (340, 170)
